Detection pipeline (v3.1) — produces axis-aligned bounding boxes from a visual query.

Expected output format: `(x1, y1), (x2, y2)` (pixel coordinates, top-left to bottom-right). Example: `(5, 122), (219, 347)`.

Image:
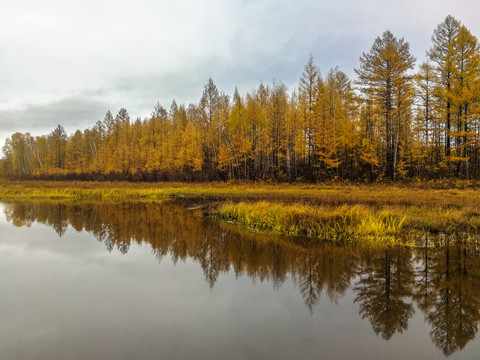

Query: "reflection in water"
(4, 200), (480, 356)
(355, 248), (416, 342)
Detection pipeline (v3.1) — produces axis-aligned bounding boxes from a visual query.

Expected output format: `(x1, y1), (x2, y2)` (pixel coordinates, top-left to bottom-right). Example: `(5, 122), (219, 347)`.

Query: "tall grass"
(218, 202), (406, 247)
(2, 180), (480, 247)
(218, 201), (480, 247)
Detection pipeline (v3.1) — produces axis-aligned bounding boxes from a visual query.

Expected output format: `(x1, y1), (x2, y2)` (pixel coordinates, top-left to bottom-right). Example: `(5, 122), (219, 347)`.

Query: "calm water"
(1, 200), (480, 360)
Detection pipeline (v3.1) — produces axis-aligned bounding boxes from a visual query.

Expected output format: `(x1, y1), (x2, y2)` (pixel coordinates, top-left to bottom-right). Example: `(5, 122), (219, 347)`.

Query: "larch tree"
(415, 62), (437, 146)
(199, 77), (221, 178)
(298, 55), (320, 176)
(355, 30), (415, 180)
(450, 25), (480, 177)
(331, 69), (358, 178)
(49, 125), (67, 171)
(244, 86), (267, 179)
(428, 15), (461, 159)
(265, 82), (288, 179)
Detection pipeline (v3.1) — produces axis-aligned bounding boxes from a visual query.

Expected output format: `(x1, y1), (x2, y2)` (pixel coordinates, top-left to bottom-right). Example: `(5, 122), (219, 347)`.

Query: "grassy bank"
(1, 180), (480, 246)
(0, 181), (172, 200)
(218, 202), (480, 247)
(1, 180), (480, 206)
(218, 202), (406, 246)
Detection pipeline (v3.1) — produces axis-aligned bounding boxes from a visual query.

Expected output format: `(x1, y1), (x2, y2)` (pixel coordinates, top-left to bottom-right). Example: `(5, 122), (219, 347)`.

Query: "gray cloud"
(1, 0), (480, 148)
(0, 97), (111, 144)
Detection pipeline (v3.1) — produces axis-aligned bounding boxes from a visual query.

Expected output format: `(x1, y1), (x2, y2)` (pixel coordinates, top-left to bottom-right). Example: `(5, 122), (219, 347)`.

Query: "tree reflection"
(422, 244), (480, 356)
(354, 248), (415, 339)
(4, 200), (480, 356)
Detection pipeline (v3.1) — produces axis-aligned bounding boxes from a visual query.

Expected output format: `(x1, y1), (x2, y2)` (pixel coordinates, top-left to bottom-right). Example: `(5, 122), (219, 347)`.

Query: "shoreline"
(1, 180), (479, 246)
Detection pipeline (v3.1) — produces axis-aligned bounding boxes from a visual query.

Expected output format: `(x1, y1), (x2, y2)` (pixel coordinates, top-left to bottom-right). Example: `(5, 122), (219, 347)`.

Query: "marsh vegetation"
(1, 180), (479, 246)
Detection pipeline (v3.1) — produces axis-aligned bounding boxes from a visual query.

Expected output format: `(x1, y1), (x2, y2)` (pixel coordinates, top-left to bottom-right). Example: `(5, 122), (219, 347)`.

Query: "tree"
(415, 62), (437, 146)
(356, 30), (415, 180)
(65, 130), (84, 173)
(354, 249), (415, 340)
(298, 55), (320, 176)
(199, 78), (221, 178)
(428, 15), (461, 159)
(450, 25), (480, 176)
(49, 125), (67, 171)
(265, 82), (288, 179)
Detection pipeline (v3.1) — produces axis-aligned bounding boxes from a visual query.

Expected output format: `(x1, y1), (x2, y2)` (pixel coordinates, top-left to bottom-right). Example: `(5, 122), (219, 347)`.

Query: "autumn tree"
(265, 82), (288, 179)
(48, 125), (67, 171)
(199, 77), (221, 178)
(450, 25), (480, 177)
(356, 30), (415, 180)
(2, 15), (480, 182)
(298, 55), (320, 177)
(244, 85), (268, 179)
(428, 15), (461, 161)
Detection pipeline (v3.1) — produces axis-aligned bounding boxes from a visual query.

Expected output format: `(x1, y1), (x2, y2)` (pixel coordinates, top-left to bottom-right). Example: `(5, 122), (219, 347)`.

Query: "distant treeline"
(2, 15), (480, 182)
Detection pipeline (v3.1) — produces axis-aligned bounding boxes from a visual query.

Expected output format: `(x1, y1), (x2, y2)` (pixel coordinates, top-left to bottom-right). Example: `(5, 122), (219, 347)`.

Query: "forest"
(2, 15), (480, 182)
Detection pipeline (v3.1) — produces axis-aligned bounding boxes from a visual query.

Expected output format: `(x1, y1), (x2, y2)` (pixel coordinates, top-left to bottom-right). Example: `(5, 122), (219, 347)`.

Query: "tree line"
(2, 15), (480, 182)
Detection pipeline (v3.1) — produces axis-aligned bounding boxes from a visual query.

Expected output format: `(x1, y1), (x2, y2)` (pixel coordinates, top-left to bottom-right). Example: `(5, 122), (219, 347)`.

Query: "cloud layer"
(1, 0), (480, 145)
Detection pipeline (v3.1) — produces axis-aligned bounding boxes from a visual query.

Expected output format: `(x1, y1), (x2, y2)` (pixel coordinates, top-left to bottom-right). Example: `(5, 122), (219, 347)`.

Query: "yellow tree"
(246, 84), (269, 179)
(331, 69), (358, 178)
(179, 121), (203, 176)
(7, 133), (35, 176)
(199, 78), (221, 178)
(265, 82), (288, 179)
(428, 15), (461, 160)
(450, 25), (480, 177)
(286, 90), (301, 181)
(298, 55), (320, 176)
(314, 69), (347, 178)
(356, 30), (415, 180)
(65, 130), (85, 174)
(170, 101), (189, 175)
(47, 125), (67, 173)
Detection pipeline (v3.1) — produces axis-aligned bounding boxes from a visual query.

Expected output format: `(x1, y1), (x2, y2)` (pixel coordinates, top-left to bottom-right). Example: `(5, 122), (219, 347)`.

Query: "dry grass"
(1, 180), (480, 246)
(1, 180), (480, 207)
(218, 201), (480, 247)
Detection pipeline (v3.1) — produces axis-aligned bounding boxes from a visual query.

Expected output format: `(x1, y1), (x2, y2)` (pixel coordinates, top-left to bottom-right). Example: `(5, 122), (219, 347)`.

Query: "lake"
(1, 200), (480, 359)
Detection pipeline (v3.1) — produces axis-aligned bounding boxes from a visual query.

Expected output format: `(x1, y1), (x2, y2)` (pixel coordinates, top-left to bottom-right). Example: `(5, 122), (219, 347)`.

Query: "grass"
(218, 202), (407, 247)
(1, 179), (480, 206)
(218, 201), (480, 247)
(1, 179), (480, 247)
(0, 181), (170, 200)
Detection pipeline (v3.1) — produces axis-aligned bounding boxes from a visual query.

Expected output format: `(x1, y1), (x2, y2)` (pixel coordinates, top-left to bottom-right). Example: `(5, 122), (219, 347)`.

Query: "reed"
(218, 202), (408, 247)
(218, 201), (480, 247)
(2, 180), (480, 246)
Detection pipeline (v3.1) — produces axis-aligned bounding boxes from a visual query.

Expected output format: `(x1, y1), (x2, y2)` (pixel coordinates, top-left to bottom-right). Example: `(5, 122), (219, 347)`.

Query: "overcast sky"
(1, 0), (480, 147)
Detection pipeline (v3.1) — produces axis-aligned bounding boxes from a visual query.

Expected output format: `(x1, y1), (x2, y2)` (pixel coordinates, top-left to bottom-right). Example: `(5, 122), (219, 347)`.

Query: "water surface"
(1, 201), (480, 359)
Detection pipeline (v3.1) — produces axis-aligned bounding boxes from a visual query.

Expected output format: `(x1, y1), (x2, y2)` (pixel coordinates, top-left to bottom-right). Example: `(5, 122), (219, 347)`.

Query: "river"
(1, 200), (479, 359)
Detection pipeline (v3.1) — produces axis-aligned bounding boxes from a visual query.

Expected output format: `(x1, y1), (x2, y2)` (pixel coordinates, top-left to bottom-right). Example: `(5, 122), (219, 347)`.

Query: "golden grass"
(218, 201), (480, 247)
(0, 181), (170, 200)
(1, 180), (480, 246)
(1, 180), (480, 207)
(218, 202), (406, 247)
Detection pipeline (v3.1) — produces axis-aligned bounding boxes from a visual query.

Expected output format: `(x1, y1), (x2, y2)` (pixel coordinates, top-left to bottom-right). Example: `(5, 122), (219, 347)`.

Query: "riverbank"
(1, 180), (479, 246)
(1, 179), (480, 204)
(218, 201), (480, 247)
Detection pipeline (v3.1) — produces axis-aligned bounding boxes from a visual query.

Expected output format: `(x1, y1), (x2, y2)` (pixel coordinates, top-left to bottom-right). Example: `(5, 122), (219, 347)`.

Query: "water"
(1, 200), (480, 359)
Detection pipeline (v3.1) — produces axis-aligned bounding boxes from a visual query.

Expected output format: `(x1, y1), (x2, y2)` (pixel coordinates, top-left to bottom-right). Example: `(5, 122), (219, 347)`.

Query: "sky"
(1, 0), (480, 147)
